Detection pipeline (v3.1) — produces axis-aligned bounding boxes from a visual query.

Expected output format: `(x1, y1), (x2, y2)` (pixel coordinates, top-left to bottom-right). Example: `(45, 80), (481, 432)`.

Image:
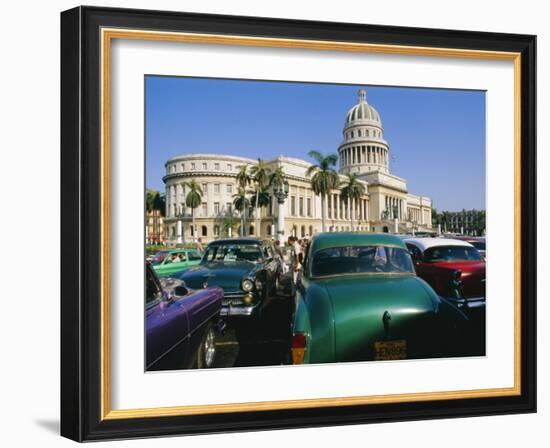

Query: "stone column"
(176, 219), (183, 245)
(347, 199), (351, 228)
(350, 198), (355, 230)
(277, 200), (285, 242)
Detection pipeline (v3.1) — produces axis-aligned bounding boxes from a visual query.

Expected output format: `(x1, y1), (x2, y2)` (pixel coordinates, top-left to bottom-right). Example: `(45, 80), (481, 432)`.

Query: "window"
(191, 162), (195, 170)
(201, 225), (208, 236)
(311, 246), (414, 277)
(358, 129), (361, 137)
(307, 198), (312, 217)
(201, 202), (207, 216)
(214, 183), (220, 194)
(291, 196), (296, 216)
(213, 202), (220, 214)
(406, 244), (422, 262)
(213, 225), (220, 237)
(227, 163), (232, 171)
(146, 266), (161, 304)
(226, 203), (232, 214)
(299, 197), (304, 216)
(188, 251), (202, 261)
(214, 163), (220, 171)
(202, 183), (207, 194)
(227, 184), (233, 194)
(181, 163), (185, 171)
(202, 162), (207, 170)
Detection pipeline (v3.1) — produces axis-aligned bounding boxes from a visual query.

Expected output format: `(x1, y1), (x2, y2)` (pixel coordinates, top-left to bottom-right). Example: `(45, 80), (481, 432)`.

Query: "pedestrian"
(196, 237), (204, 252)
(290, 236), (302, 283)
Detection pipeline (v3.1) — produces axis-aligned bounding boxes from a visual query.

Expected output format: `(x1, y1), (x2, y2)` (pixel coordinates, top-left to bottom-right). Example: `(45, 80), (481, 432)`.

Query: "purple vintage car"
(146, 262), (225, 370)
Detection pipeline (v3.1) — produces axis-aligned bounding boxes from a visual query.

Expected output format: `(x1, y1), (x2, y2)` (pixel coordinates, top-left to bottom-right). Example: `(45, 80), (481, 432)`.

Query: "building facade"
(162, 89), (433, 243)
(145, 209), (165, 244)
(438, 209), (486, 236)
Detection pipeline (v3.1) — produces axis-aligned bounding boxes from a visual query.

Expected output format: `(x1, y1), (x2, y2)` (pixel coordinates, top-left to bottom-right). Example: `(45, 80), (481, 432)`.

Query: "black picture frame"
(61, 5), (536, 442)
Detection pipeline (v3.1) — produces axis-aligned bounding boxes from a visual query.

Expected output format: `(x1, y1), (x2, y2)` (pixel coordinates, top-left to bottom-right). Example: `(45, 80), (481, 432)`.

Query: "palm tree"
(249, 159), (271, 235)
(184, 179), (202, 242)
(146, 189), (165, 243)
(306, 150), (339, 232)
(222, 215), (238, 238)
(249, 185), (271, 235)
(269, 166), (286, 192)
(233, 187), (250, 237)
(340, 173), (365, 231)
(235, 165), (252, 235)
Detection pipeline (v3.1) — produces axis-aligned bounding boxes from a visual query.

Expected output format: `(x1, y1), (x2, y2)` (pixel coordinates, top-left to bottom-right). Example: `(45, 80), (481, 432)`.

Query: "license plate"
(374, 340), (407, 360)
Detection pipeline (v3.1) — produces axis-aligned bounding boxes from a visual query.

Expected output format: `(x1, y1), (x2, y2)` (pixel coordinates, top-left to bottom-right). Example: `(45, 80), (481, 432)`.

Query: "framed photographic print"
(60, 6), (536, 442)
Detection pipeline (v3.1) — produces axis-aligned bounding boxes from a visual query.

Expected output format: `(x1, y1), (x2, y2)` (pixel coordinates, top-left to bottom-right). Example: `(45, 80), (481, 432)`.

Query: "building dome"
(344, 89), (381, 127)
(338, 89), (389, 176)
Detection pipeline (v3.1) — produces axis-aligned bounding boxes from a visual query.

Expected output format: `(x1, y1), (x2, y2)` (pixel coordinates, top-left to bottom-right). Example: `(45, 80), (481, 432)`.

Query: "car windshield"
(424, 245), (482, 262)
(311, 245), (415, 277)
(470, 241), (486, 251)
(202, 244), (263, 263)
(150, 251), (169, 266)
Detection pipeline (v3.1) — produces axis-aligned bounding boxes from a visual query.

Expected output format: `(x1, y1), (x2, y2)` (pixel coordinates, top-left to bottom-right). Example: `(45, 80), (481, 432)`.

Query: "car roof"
(207, 237), (263, 246)
(309, 232), (407, 253)
(403, 237), (474, 251)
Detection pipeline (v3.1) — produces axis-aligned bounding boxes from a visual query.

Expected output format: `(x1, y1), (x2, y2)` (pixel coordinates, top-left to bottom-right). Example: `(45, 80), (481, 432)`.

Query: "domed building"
(162, 89), (433, 244)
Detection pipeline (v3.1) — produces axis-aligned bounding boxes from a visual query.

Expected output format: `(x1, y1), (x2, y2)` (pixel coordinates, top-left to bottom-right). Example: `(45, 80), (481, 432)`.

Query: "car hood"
(179, 261), (257, 292)
(316, 275), (440, 361)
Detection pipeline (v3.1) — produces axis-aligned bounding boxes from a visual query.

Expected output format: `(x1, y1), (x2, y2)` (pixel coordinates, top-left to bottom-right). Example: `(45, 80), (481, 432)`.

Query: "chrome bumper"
(443, 296), (485, 309)
(221, 300), (260, 317)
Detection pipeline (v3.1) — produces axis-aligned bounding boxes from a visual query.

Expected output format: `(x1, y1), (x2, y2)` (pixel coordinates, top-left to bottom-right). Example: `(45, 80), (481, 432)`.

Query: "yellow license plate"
(374, 340), (407, 360)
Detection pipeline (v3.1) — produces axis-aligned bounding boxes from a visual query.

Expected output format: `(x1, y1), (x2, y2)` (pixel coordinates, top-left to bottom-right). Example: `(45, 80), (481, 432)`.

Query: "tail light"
(291, 332), (307, 364)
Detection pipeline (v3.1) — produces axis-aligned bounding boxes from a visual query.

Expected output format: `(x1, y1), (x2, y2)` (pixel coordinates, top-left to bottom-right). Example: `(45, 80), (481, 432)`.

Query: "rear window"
(470, 241), (486, 251)
(311, 245), (414, 277)
(424, 245), (482, 262)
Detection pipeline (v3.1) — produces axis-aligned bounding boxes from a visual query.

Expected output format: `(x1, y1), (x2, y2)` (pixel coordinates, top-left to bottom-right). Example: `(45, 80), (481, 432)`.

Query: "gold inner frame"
(100, 28), (522, 420)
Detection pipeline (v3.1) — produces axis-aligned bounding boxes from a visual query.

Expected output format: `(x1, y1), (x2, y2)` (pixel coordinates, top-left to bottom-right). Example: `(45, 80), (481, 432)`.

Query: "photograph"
(58, 6), (537, 441)
(144, 77), (487, 371)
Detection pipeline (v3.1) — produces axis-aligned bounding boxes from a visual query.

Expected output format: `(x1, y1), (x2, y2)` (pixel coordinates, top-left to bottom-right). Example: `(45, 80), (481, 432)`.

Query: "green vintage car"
(151, 249), (203, 277)
(291, 233), (475, 365)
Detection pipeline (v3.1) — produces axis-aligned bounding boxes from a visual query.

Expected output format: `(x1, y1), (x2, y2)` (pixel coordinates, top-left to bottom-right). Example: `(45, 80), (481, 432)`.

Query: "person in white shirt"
(289, 236), (302, 283)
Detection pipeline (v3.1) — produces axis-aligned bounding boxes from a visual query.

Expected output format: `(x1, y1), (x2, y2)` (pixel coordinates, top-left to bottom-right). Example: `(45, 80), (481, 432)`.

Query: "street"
(213, 276), (295, 368)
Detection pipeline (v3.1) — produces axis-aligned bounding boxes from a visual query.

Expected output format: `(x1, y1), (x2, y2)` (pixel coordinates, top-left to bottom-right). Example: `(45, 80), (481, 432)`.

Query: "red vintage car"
(404, 238), (485, 300)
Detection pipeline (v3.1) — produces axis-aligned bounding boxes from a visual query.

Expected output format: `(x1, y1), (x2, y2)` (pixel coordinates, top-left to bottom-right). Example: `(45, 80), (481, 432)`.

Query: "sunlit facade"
(162, 90), (433, 243)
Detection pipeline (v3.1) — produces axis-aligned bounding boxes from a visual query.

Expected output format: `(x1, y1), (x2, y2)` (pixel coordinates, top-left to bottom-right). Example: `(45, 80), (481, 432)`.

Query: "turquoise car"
(291, 233), (478, 365)
(151, 249), (203, 277)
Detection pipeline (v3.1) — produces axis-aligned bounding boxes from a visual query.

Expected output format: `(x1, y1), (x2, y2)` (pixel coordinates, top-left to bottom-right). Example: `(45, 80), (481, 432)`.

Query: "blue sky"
(145, 76), (485, 212)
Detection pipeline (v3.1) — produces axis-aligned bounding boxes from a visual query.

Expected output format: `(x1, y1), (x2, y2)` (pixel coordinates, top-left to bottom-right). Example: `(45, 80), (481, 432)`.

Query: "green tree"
(269, 166), (286, 192)
(306, 150), (339, 232)
(340, 173), (365, 231)
(220, 215), (238, 238)
(184, 179), (202, 242)
(235, 165), (252, 235)
(146, 189), (165, 243)
(233, 187), (250, 237)
(249, 159), (271, 236)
